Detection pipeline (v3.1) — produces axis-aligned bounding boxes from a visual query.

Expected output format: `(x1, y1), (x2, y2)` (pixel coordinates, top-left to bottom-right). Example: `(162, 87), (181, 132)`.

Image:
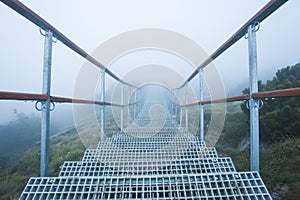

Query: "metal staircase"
(19, 89), (272, 200)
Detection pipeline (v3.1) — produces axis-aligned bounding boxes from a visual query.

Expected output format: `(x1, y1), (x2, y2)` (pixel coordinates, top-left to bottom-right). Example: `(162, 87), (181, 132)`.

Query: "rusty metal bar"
(0, 0), (135, 88)
(51, 88), (300, 107)
(252, 87), (300, 98)
(0, 91), (122, 107)
(182, 94), (250, 107)
(180, 87), (300, 108)
(200, 95), (249, 104)
(50, 96), (120, 107)
(0, 91), (47, 101)
(177, 0), (288, 89)
(1, 88), (299, 108)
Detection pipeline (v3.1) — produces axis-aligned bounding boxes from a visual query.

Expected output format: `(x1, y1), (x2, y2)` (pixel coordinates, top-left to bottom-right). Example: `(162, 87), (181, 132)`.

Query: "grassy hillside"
(217, 137), (300, 200)
(0, 132), (85, 200)
(215, 103), (300, 200)
(0, 108), (119, 200)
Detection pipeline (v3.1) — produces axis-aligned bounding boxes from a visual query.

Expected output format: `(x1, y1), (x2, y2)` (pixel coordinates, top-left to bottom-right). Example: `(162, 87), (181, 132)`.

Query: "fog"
(0, 1), (299, 124)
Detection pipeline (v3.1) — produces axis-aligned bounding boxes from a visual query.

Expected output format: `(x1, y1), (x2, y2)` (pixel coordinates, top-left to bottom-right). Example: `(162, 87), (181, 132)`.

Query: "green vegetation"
(241, 63), (300, 144)
(0, 111), (41, 159)
(216, 63), (300, 199)
(217, 103), (248, 148)
(217, 137), (300, 200)
(0, 108), (119, 200)
(0, 132), (85, 200)
(0, 110), (61, 164)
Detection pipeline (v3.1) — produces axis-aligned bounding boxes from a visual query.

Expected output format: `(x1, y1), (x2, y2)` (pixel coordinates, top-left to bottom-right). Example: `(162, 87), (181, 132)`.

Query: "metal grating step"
(59, 157), (236, 177)
(20, 172), (272, 200)
(82, 146), (218, 163)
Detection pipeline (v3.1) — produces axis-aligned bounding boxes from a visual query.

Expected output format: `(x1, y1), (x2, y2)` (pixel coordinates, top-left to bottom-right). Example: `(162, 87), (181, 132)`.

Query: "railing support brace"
(248, 23), (260, 172)
(100, 69), (105, 143)
(199, 70), (204, 142)
(40, 29), (53, 177)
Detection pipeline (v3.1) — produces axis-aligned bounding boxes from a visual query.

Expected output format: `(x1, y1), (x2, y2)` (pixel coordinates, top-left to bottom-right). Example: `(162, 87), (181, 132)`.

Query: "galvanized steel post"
(40, 29), (53, 177)
(136, 88), (139, 120)
(199, 70), (204, 142)
(185, 85), (188, 131)
(139, 89), (142, 118)
(134, 89), (137, 121)
(248, 23), (260, 172)
(179, 108), (182, 127)
(174, 90), (178, 123)
(100, 69), (105, 143)
(179, 89), (183, 127)
(175, 104), (178, 124)
(120, 84), (124, 130)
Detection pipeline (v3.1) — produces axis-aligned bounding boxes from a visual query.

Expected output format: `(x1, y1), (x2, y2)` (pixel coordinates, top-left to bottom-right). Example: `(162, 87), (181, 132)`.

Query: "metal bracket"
(246, 99), (263, 110)
(50, 102), (56, 111)
(35, 101), (55, 111)
(35, 101), (43, 111)
(39, 27), (46, 36)
(254, 21), (260, 32)
(257, 99), (263, 109)
(40, 27), (57, 43)
(244, 21), (260, 39)
(52, 35), (57, 43)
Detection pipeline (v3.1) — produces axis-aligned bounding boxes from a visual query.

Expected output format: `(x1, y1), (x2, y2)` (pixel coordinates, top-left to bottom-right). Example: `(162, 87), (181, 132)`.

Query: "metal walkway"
(19, 86), (272, 200)
(1, 1), (297, 199)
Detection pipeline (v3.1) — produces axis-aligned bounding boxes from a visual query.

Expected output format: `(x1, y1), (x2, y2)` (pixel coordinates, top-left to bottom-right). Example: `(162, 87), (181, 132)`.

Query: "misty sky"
(0, 0), (299, 124)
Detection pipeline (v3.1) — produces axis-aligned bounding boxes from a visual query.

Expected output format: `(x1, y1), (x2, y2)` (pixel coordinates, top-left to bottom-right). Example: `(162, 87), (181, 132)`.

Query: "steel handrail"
(180, 87), (300, 107)
(2, 87), (298, 108)
(176, 0), (288, 89)
(252, 87), (300, 99)
(0, 91), (122, 107)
